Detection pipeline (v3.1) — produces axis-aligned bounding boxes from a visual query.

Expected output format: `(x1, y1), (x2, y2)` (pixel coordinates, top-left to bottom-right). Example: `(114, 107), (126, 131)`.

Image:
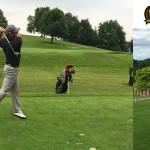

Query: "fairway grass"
(134, 100), (150, 150)
(0, 96), (132, 150)
(0, 36), (133, 150)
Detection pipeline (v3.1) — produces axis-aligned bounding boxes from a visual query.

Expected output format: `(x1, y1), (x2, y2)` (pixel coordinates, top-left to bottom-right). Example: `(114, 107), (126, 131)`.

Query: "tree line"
(133, 58), (150, 70)
(133, 58), (150, 77)
(0, 7), (133, 51)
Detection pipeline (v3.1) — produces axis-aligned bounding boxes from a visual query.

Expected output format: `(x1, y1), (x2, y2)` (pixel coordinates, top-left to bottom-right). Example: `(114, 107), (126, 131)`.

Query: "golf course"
(0, 35), (133, 150)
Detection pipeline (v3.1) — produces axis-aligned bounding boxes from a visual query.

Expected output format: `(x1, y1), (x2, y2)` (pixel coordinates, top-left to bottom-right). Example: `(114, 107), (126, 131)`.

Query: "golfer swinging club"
(0, 25), (26, 119)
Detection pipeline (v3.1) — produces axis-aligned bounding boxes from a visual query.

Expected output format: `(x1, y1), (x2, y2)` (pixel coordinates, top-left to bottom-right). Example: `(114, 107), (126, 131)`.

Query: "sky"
(133, 0), (150, 60)
(1, 0), (132, 41)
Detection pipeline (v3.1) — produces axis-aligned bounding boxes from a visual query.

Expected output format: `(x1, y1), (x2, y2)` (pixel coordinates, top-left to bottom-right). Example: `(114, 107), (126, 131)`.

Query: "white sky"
(1, 0), (132, 41)
(133, 0), (150, 28)
(133, 0), (150, 60)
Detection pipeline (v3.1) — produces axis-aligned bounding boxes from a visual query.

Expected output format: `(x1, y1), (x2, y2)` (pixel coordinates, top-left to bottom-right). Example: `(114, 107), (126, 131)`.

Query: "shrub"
(134, 67), (150, 91)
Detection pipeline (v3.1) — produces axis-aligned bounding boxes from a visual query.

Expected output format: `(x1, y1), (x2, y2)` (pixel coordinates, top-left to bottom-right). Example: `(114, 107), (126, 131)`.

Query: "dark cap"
(5, 25), (20, 34)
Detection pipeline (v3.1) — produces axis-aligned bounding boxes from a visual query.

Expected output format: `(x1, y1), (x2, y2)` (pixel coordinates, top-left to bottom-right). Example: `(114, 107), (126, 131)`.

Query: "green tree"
(27, 15), (35, 33)
(0, 9), (8, 27)
(78, 19), (98, 46)
(92, 27), (99, 47)
(134, 67), (150, 91)
(144, 59), (150, 67)
(34, 7), (50, 37)
(27, 7), (67, 42)
(46, 8), (67, 43)
(98, 20), (126, 51)
(27, 7), (50, 37)
(64, 13), (80, 43)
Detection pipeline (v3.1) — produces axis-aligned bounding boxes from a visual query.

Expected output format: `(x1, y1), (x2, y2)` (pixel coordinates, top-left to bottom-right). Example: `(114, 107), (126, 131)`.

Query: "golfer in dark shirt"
(0, 25), (26, 119)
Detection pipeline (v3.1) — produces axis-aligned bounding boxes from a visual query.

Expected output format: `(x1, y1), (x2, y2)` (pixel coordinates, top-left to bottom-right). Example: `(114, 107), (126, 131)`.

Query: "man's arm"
(0, 27), (5, 39)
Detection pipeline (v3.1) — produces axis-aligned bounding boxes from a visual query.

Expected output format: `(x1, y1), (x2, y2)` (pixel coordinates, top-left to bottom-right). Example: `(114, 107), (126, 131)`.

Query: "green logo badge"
(144, 6), (150, 24)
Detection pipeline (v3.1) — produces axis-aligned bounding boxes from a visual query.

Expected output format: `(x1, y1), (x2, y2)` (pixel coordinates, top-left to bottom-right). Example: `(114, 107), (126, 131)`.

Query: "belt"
(6, 64), (19, 68)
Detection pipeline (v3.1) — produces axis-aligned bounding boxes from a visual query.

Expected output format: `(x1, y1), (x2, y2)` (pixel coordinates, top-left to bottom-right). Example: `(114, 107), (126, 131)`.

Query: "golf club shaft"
(73, 82), (80, 95)
(3, 32), (18, 56)
(68, 77), (70, 95)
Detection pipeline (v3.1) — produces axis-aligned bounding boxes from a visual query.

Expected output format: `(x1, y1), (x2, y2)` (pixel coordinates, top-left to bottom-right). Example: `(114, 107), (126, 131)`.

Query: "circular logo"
(144, 6), (150, 24)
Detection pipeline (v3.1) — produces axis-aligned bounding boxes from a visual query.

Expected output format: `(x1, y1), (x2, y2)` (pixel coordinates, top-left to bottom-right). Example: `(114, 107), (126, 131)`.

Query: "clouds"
(0, 0), (132, 41)
(133, 28), (150, 60)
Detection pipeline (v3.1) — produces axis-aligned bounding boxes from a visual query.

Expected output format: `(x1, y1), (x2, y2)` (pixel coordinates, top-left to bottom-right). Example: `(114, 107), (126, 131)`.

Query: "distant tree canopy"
(27, 7), (67, 43)
(63, 12), (80, 43)
(27, 7), (128, 50)
(97, 20), (126, 51)
(134, 58), (150, 70)
(78, 19), (98, 46)
(0, 9), (8, 28)
(47, 8), (67, 43)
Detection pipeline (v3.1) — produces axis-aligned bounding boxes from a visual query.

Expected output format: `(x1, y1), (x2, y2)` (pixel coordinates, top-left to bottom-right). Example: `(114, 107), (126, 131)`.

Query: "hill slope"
(22, 34), (99, 50)
(17, 35), (132, 96)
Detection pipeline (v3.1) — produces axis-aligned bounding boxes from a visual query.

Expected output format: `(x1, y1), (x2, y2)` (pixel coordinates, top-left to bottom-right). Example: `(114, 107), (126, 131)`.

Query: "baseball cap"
(66, 64), (74, 69)
(5, 25), (20, 34)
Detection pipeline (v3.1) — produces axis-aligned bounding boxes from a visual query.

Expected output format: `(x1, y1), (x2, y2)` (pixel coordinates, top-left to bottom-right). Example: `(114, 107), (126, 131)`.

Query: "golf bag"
(56, 77), (68, 94)
(56, 64), (75, 94)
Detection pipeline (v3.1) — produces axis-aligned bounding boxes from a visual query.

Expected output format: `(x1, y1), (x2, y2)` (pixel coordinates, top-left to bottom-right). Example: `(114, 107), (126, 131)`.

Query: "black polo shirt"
(0, 37), (22, 67)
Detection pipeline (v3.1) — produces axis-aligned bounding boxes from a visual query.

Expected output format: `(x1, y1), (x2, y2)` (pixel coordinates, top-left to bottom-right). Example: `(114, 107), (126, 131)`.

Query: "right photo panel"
(133, 1), (150, 150)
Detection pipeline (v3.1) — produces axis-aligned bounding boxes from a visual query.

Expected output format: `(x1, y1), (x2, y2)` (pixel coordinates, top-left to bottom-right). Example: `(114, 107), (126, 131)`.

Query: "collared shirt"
(0, 37), (22, 67)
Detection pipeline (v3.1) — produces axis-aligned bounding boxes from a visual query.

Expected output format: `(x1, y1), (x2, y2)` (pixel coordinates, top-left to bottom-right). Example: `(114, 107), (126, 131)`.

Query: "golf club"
(68, 76), (70, 95)
(73, 82), (80, 95)
(3, 32), (20, 57)
(67, 78), (80, 95)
